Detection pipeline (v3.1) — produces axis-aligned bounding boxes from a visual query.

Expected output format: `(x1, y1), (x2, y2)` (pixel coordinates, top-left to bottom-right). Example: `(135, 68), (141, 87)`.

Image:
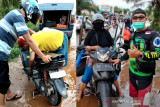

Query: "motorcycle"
(77, 45), (123, 107)
(19, 49), (69, 106)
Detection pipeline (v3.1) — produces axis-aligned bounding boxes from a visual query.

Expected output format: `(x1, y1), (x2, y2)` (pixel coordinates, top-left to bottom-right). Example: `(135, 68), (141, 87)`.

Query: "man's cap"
(18, 36), (25, 48)
(132, 8), (146, 17)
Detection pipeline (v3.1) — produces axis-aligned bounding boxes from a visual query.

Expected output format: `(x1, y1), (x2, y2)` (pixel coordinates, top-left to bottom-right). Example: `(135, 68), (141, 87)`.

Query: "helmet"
(20, 0), (40, 25)
(124, 16), (130, 20)
(91, 13), (104, 23)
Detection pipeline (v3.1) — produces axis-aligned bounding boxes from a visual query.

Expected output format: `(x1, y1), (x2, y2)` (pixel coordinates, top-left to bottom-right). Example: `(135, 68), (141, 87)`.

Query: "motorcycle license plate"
(49, 70), (66, 79)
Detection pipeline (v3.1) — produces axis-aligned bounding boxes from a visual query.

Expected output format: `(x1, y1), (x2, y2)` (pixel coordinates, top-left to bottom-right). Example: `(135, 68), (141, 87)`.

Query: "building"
(99, 5), (112, 12)
(84, 0), (93, 3)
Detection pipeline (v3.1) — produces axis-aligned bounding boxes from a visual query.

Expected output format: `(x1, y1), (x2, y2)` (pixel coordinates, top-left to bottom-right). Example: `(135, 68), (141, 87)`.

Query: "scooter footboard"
(53, 78), (68, 98)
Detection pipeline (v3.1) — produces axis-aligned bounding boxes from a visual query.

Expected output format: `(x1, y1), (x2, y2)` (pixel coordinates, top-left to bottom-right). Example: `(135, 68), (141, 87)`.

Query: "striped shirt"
(0, 9), (29, 61)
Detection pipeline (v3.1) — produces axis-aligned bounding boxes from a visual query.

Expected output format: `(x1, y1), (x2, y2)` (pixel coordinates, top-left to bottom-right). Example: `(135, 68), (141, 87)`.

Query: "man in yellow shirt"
(18, 28), (68, 72)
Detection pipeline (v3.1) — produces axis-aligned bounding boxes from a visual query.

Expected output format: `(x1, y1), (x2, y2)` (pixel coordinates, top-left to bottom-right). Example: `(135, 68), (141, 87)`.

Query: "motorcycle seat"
(33, 52), (65, 69)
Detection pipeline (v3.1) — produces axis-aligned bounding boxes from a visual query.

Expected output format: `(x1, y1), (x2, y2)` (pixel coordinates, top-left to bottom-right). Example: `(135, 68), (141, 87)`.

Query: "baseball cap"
(18, 36), (25, 48)
(132, 8), (146, 17)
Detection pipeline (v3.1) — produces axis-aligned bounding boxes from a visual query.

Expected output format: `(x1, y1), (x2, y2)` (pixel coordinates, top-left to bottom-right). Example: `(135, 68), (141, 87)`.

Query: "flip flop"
(6, 94), (22, 101)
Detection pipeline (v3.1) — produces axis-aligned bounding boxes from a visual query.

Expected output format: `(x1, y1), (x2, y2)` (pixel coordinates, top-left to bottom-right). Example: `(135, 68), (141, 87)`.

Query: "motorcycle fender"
(54, 78), (68, 98)
(97, 81), (111, 107)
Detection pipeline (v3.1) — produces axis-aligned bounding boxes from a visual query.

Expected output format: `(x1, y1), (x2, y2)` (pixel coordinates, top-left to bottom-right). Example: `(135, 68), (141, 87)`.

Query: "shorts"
(0, 60), (10, 94)
(129, 70), (153, 106)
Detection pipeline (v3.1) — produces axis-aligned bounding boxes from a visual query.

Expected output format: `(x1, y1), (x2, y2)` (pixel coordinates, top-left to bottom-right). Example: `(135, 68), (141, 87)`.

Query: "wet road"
(76, 23), (160, 107)
(6, 27), (76, 107)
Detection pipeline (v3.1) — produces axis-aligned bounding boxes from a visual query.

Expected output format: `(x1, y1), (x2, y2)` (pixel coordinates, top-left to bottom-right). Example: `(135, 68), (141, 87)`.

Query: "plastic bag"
(123, 28), (131, 41)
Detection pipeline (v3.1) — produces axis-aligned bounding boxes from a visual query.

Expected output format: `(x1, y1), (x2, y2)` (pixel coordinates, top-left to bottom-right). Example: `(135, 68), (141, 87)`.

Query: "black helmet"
(20, 0), (40, 25)
(91, 13), (104, 24)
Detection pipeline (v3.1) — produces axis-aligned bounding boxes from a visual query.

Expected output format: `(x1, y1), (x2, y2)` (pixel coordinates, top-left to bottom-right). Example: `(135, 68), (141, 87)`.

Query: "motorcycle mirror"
(77, 45), (86, 51)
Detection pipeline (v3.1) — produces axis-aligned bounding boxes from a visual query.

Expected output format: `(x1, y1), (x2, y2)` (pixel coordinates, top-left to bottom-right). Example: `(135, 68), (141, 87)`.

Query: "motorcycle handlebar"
(77, 45), (86, 51)
(117, 51), (123, 54)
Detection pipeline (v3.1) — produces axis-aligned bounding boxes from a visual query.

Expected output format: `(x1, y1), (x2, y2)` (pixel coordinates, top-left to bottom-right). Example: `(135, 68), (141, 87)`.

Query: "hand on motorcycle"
(85, 45), (101, 51)
(42, 55), (52, 63)
(109, 58), (120, 65)
(128, 45), (139, 58)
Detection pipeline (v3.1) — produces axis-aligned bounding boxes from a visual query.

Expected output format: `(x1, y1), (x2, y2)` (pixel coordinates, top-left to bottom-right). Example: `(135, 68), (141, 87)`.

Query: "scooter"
(19, 50), (69, 106)
(77, 45), (123, 107)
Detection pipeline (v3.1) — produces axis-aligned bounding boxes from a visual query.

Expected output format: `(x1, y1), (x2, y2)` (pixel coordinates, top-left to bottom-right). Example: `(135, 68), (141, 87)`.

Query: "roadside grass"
(8, 42), (19, 62)
(156, 67), (160, 73)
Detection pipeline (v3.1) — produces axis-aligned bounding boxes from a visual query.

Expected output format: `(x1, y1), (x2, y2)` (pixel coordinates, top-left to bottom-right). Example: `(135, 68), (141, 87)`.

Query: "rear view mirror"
(77, 45), (86, 51)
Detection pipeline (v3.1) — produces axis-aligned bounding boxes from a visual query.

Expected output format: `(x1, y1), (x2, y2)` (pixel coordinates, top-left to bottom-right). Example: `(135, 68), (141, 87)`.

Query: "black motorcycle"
(77, 45), (123, 107)
(19, 50), (68, 106)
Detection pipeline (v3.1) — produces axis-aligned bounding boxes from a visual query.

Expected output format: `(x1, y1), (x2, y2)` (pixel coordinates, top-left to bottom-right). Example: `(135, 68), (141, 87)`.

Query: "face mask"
(132, 22), (145, 31)
(93, 22), (104, 30)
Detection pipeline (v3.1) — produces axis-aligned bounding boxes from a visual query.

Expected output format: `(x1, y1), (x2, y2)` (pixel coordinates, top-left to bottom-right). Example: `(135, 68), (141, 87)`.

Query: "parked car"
(76, 16), (83, 30)
(76, 16), (92, 31)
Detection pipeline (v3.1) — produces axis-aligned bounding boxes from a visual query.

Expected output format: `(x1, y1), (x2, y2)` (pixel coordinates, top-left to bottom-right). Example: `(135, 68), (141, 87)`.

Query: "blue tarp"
(76, 50), (85, 70)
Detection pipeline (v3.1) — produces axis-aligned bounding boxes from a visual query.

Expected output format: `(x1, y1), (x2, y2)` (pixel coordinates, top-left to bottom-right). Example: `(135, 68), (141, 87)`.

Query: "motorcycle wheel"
(97, 81), (111, 107)
(47, 79), (61, 106)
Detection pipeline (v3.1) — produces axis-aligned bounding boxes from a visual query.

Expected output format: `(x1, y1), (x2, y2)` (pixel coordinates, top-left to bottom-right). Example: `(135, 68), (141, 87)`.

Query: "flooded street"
(6, 27), (76, 107)
(76, 22), (160, 107)
(5, 21), (160, 107)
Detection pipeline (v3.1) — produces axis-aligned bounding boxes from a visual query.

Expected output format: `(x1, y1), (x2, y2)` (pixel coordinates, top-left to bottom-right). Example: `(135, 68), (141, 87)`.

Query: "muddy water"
(6, 30), (76, 107)
(76, 59), (160, 107)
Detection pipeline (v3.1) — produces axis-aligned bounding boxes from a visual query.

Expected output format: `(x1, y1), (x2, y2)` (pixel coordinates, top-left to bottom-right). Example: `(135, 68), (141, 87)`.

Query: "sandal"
(6, 94), (22, 101)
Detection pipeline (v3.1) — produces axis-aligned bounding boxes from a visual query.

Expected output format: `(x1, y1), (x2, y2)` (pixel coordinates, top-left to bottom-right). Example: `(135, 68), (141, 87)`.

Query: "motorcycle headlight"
(97, 51), (109, 62)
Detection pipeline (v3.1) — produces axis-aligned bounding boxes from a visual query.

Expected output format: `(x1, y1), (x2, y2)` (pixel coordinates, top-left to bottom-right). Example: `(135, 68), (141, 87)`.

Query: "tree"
(0, 0), (20, 18)
(123, 8), (130, 14)
(125, 0), (160, 33)
(114, 6), (122, 14)
(76, 0), (99, 15)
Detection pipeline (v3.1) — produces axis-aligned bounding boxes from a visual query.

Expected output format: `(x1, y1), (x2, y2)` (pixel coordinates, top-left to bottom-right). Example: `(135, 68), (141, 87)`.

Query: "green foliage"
(150, 6), (160, 34)
(145, 6), (153, 18)
(123, 8), (130, 14)
(9, 42), (20, 61)
(0, 0), (19, 18)
(90, 3), (99, 13)
(77, 0), (99, 15)
(27, 22), (40, 32)
(114, 6), (122, 14)
(156, 67), (160, 73)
